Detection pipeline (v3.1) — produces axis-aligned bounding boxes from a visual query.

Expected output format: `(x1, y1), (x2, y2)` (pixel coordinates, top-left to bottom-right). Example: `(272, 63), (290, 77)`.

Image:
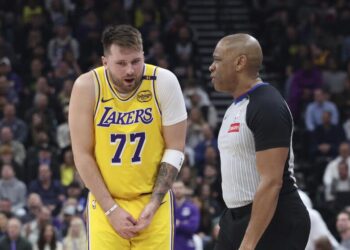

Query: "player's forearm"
(240, 179), (282, 249)
(75, 153), (116, 212)
(151, 162), (178, 205)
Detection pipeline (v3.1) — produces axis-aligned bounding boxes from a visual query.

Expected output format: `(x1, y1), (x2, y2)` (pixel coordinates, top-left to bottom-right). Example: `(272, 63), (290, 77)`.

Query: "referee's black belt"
(229, 203), (252, 219)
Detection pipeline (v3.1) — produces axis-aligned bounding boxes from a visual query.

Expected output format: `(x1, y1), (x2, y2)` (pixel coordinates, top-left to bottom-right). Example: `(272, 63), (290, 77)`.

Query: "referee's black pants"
(214, 190), (310, 250)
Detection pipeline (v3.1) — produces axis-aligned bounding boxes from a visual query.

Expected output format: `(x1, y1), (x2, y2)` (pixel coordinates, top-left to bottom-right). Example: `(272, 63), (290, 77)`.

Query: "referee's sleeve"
(246, 88), (292, 151)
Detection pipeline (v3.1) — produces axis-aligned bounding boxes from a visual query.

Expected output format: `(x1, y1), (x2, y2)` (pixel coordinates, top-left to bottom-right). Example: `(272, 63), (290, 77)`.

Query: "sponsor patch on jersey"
(228, 122), (240, 133)
(137, 90), (152, 102)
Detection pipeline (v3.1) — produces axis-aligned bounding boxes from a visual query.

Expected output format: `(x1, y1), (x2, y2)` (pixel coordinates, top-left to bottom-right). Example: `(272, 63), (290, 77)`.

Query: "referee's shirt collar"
(234, 82), (268, 104)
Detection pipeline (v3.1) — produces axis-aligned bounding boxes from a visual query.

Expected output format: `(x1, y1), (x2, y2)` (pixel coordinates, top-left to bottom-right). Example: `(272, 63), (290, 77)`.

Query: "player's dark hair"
(101, 24), (143, 54)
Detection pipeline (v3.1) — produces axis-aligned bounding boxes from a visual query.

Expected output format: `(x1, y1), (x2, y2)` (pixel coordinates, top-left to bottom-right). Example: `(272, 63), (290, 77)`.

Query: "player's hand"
(134, 201), (159, 232)
(107, 206), (137, 239)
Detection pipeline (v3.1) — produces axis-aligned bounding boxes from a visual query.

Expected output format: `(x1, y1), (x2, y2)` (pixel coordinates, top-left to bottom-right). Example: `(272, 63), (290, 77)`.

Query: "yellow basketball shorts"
(87, 191), (174, 250)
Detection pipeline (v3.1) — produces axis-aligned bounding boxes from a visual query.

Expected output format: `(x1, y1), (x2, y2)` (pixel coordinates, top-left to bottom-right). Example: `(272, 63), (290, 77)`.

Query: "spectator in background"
(60, 148), (75, 187)
(0, 57), (23, 96)
(0, 164), (27, 216)
(62, 50), (82, 79)
(146, 41), (171, 66)
(0, 34), (16, 64)
(33, 77), (63, 123)
(26, 133), (59, 182)
(288, 56), (323, 123)
(194, 124), (218, 168)
(184, 146), (195, 168)
(26, 93), (58, 132)
(0, 217), (32, 250)
(0, 127), (26, 167)
(29, 164), (65, 214)
(47, 23), (79, 68)
(195, 183), (221, 239)
(184, 78), (211, 109)
(336, 210), (350, 249)
(57, 79), (73, 109)
(22, 29), (45, 66)
(33, 223), (63, 250)
(75, 10), (101, 57)
(310, 111), (345, 160)
(305, 88), (339, 132)
(343, 110), (350, 141)
(22, 206), (52, 247)
(186, 89), (218, 129)
(187, 107), (206, 148)
(102, 0), (129, 29)
(322, 57), (347, 104)
(22, 0), (44, 24)
(0, 198), (13, 217)
(0, 103), (28, 144)
(204, 222), (220, 250)
(134, 0), (161, 30)
(341, 34), (350, 64)
(27, 115), (53, 148)
(202, 164), (221, 201)
(173, 180), (200, 250)
(0, 211), (8, 238)
(58, 198), (78, 238)
(174, 26), (197, 61)
(331, 161), (350, 210)
(56, 106), (70, 150)
(0, 75), (18, 105)
(65, 181), (87, 214)
(203, 146), (219, 168)
(45, 0), (75, 26)
(62, 216), (87, 250)
(0, 145), (24, 181)
(178, 164), (198, 194)
(21, 193), (43, 224)
(50, 60), (77, 94)
(324, 142), (350, 202)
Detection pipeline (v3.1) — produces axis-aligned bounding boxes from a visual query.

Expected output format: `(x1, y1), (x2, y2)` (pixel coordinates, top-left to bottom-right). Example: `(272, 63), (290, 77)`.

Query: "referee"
(209, 34), (310, 250)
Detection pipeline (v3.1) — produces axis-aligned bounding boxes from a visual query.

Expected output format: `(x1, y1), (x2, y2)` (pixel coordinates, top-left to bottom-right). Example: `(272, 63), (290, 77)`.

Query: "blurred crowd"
(0, 0), (350, 249)
(250, 0), (350, 249)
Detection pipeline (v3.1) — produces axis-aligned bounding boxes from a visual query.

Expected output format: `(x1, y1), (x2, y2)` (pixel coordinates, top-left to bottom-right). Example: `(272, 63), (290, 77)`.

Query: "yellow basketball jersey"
(92, 64), (164, 200)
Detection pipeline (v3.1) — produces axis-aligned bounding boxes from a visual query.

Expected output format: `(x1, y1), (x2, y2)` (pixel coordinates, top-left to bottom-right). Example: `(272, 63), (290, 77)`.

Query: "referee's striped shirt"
(218, 83), (297, 208)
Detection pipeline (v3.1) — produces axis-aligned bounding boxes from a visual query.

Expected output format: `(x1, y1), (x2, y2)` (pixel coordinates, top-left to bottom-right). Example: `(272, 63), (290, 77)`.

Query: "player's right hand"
(107, 206), (138, 239)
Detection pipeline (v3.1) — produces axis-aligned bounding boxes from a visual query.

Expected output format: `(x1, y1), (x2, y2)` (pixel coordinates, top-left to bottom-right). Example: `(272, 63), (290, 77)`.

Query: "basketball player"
(209, 33), (310, 250)
(69, 25), (187, 249)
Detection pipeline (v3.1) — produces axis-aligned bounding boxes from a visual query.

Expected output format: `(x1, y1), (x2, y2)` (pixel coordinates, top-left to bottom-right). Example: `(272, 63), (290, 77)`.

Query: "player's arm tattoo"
(151, 162), (178, 205)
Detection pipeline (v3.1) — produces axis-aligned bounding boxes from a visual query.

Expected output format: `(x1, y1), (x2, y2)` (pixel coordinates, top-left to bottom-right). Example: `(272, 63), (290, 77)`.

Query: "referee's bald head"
(219, 33), (263, 77)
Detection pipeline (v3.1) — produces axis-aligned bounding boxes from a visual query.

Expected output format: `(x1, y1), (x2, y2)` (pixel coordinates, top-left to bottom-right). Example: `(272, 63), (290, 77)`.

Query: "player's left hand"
(133, 201), (159, 232)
